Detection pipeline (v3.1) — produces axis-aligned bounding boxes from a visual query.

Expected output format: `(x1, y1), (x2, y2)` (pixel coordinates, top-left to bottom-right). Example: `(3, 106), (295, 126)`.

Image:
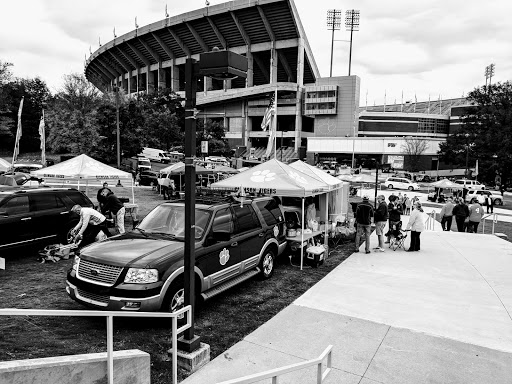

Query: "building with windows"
(84, 0), (470, 171)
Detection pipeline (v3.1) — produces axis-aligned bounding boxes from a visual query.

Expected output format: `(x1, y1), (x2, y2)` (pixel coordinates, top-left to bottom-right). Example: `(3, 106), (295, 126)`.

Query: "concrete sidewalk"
(183, 230), (512, 384)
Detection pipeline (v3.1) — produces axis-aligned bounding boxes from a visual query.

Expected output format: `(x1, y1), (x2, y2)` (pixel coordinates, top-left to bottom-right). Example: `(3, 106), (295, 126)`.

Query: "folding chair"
(388, 221), (408, 251)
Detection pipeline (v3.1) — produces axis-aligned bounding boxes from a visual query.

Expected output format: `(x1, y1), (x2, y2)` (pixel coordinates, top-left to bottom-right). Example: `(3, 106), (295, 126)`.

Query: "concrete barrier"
(0, 349), (150, 384)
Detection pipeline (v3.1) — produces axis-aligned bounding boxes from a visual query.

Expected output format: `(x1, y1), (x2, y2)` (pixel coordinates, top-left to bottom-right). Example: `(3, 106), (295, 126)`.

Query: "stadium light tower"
(485, 63), (495, 88)
(327, 9), (342, 77)
(345, 10), (360, 76)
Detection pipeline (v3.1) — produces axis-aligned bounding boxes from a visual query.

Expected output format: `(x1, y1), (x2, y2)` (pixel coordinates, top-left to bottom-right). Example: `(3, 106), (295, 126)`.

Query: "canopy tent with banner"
(428, 178), (464, 201)
(159, 161), (185, 174)
(0, 158), (11, 174)
(30, 154), (135, 202)
(211, 159), (336, 270)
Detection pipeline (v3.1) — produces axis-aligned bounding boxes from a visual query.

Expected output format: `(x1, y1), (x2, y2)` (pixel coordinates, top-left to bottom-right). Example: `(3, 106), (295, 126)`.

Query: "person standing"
(70, 205), (111, 247)
(386, 195), (403, 244)
(406, 201), (425, 251)
(467, 198), (484, 233)
(373, 195), (389, 252)
(439, 197), (455, 231)
(101, 189), (126, 234)
(403, 194), (411, 215)
(486, 195), (494, 214)
(452, 198), (469, 232)
(354, 195), (374, 254)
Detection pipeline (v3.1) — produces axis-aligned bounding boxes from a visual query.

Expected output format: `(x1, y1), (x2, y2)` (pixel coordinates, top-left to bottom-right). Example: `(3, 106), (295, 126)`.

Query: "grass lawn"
(0, 185), (354, 383)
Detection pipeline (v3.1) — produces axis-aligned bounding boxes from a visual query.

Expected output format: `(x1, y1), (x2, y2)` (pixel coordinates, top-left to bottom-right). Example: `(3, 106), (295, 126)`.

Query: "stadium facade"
(85, 0), (470, 171)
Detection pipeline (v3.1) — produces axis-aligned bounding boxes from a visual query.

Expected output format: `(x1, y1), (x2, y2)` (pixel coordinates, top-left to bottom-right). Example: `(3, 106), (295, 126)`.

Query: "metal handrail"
(217, 345), (333, 384)
(0, 306), (192, 384)
(481, 213), (498, 234)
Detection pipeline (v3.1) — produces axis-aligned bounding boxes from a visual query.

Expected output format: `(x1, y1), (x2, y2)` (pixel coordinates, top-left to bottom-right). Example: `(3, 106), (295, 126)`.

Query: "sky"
(1, 0), (511, 106)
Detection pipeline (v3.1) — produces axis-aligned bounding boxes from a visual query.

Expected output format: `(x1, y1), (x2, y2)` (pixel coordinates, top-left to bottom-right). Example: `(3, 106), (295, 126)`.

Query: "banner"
(39, 110), (46, 166)
(12, 97), (24, 165)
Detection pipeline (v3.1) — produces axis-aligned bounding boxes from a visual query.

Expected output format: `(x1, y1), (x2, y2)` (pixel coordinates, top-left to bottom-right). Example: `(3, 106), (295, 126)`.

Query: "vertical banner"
(12, 97), (24, 165)
(39, 109), (46, 166)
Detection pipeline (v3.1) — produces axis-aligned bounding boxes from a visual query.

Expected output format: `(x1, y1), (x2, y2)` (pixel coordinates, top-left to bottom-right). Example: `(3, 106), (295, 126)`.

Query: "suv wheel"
(495, 198), (503, 205)
(259, 248), (275, 279)
(387, 184), (394, 189)
(408, 186), (414, 191)
(162, 277), (185, 319)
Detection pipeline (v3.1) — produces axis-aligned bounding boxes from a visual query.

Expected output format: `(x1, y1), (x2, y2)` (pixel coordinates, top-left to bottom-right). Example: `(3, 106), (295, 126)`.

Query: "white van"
(453, 179), (486, 190)
(141, 148), (171, 163)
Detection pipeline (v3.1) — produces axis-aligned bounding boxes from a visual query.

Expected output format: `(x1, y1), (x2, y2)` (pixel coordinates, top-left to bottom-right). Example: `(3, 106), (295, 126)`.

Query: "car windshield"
(138, 204), (211, 240)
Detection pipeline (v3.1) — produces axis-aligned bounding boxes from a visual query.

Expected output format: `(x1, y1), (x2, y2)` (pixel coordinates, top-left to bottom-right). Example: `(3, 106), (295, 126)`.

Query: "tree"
(0, 73), (50, 151)
(46, 73), (101, 155)
(439, 81), (512, 186)
(401, 136), (428, 172)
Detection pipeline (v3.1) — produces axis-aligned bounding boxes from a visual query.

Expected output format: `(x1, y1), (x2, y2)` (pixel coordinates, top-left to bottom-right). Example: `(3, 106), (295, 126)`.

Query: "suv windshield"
(138, 204), (211, 239)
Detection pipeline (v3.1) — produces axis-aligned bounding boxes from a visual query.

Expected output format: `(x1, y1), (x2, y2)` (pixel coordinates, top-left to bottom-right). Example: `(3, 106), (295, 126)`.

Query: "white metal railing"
(0, 307), (192, 384)
(481, 213), (499, 234)
(424, 210), (437, 231)
(217, 345), (333, 384)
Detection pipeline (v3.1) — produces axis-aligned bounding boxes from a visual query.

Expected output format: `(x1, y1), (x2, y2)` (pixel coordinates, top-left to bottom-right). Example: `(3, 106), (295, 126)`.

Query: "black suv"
(0, 188), (94, 252)
(66, 196), (286, 313)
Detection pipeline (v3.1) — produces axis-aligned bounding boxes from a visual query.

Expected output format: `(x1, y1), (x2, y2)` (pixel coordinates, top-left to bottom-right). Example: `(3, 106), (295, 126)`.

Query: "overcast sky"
(1, 0), (511, 105)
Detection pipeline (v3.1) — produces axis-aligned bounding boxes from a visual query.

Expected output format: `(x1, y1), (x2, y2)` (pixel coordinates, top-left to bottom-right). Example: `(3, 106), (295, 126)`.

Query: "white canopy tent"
(211, 159), (341, 269)
(30, 154), (135, 202)
(0, 158), (11, 173)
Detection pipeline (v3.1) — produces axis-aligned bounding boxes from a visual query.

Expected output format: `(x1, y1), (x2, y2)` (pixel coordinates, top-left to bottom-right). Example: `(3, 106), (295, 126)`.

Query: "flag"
(264, 89), (278, 158)
(39, 110), (46, 166)
(260, 93), (275, 131)
(427, 95), (431, 114)
(414, 94), (417, 112)
(12, 97), (24, 165)
(400, 90), (403, 112)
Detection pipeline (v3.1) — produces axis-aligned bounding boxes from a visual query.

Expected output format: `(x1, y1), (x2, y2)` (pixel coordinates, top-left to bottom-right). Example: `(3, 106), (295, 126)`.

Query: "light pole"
(345, 10), (360, 76)
(326, 10), (342, 77)
(485, 63), (495, 88)
(114, 86), (121, 169)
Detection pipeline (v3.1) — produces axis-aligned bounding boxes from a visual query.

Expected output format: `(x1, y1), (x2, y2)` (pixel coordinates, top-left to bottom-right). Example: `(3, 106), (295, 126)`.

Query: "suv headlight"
(72, 255), (80, 271)
(124, 268), (159, 284)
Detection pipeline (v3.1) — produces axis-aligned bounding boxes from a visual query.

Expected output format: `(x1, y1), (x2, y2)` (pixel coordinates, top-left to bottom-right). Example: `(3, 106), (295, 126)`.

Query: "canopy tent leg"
(131, 180), (135, 203)
(301, 197), (305, 271)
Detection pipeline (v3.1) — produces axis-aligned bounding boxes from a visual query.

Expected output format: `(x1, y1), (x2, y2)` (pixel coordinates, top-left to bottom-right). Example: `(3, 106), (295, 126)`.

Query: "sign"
(0, 257), (5, 270)
(388, 155), (404, 170)
(201, 141), (208, 154)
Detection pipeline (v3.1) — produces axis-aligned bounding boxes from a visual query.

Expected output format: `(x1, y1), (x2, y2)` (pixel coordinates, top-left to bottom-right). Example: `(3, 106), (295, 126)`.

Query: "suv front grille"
(77, 259), (123, 286)
(76, 288), (109, 306)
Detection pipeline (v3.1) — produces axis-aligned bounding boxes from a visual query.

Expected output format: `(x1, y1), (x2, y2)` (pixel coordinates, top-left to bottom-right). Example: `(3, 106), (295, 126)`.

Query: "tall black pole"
(115, 88), (120, 168)
(374, 162), (379, 208)
(348, 12), (354, 76)
(330, 25), (335, 77)
(178, 57), (200, 352)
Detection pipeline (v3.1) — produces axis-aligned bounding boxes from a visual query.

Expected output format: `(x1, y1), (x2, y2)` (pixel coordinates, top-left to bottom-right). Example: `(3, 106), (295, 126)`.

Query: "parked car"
(454, 179), (486, 190)
(140, 147), (171, 163)
(11, 163), (44, 173)
(382, 177), (420, 191)
(139, 170), (159, 187)
(66, 196), (287, 313)
(0, 188), (94, 252)
(464, 190), (503, 205)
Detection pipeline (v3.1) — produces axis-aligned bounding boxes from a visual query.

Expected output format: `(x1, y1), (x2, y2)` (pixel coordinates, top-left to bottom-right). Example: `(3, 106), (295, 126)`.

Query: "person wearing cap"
(405, 200), (425, 251)
(386, 194), (402, 244)
(96, 182), (112, 212)
(373, 194), (388, 252)
(354, 195), (374, 254)
(101, 189), (126, 234)
(70, 205), (111, 247)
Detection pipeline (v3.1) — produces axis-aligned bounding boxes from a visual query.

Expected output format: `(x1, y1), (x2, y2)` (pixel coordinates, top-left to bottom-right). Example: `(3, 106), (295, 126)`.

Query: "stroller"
(387, 221), (408, 251)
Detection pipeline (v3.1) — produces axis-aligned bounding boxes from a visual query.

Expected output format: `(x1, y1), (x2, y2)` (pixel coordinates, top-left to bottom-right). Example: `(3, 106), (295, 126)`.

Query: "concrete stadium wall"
(0, 349), (150, 384)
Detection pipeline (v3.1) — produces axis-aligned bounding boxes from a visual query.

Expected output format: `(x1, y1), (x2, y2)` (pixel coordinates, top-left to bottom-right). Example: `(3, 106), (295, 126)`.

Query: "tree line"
(0, 60), (231, 164)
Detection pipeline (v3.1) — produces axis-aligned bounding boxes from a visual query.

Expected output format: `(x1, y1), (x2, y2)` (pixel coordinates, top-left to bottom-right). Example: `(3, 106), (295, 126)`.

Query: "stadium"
(85, 0), (471, 172)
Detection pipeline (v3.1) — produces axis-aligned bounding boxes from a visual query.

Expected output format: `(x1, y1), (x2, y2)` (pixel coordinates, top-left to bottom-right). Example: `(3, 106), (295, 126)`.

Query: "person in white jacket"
(406, 201), (425, 251)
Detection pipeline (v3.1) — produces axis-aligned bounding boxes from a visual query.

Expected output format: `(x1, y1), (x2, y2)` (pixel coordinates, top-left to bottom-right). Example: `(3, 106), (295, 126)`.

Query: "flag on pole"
(427, 95), (431, 114)
(474, 159), (479, 177)
(414, 94), (417, 112)
(260, 93), (275, 131)
(12, 97), (24, 165)
(39, 110), (46, 166)
(264, 89), (278, 158)
(439, 95), (442, 114)
(400, 90), (403, 112)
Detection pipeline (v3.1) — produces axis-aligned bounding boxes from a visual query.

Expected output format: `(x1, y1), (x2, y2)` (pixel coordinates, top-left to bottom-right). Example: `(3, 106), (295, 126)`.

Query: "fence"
(481, 213), (499, 234)
(424, 210), (437, 231)
(0, 306), (192, 384)
(217, 345), (332, 384)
